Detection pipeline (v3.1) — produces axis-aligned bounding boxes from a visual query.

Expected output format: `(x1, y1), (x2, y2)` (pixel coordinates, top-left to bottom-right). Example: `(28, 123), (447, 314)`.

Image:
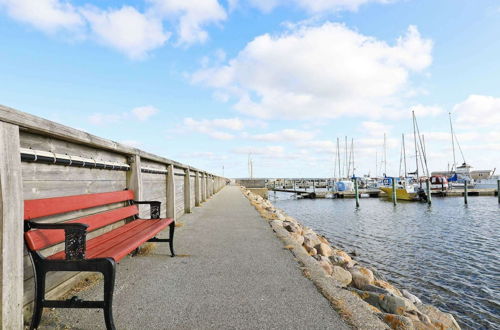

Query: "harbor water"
(272, 193), (499, 329)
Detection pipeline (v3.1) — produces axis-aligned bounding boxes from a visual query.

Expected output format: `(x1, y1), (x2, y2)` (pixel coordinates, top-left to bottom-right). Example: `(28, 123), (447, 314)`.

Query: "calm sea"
(272, 193), (499, 329)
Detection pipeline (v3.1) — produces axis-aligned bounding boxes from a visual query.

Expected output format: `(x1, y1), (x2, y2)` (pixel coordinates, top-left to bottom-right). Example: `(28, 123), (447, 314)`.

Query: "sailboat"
(379, 111), (428, 201)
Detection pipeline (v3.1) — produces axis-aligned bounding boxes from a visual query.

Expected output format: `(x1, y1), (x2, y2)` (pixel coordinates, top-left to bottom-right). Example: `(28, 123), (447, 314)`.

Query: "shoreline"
(242, 187), (461, 330)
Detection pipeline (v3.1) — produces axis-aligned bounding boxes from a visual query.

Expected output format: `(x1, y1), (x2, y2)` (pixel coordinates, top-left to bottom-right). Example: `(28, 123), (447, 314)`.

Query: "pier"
(36, 186), (349, 328)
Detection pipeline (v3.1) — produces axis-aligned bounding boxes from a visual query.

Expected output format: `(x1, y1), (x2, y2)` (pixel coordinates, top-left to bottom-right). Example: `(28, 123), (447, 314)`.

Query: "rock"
(375, 279), (403, 297)
(332, 249), (353, 263)
(351, 289), (417, 315)
(276, 212), (286, 221)
(318, 235), (329, 245)
(363, 284), (392, 295)
(283, 221), (299, 233)
(290, 233), (304, 246)
(329, 255), (346, 266)
(417, 304), (460, 330)
(303, 233), (321, 252)
(349, 267), (375, 290)
(315, 242), (334, 257)
(402, 289), (422, 305)
(318, 257), (333, 275)
(308, 248), (317, 256)
(269, 220), (283, 227)
(331, 266), (352, 286)
(379, 313), (415, 330)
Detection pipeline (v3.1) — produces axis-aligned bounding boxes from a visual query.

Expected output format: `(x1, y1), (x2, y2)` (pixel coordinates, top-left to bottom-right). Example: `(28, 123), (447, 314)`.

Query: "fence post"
(205, 174), (209, 199)
(0, 122), (24, 329)
(195, 171), (201, 206)
(184, 168), (191, 214)
(392, 178), (397, 206)
(166, 164), (176, 219)
(201, 173), (207, 202)
(127, 154), (143, 214)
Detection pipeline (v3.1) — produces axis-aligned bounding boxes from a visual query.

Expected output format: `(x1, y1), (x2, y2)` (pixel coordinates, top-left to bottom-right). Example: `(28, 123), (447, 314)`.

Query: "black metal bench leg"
(169, 222), (176, 257)
(30, 262), (46, 330)
(102, 258), (116, 330)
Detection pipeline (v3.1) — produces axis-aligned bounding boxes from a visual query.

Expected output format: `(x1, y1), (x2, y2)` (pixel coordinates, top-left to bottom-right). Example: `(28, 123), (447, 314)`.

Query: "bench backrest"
(24, 190), (138, 251)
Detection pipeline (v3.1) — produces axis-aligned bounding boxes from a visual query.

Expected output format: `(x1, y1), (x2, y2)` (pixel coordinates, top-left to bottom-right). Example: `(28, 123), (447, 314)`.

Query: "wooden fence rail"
(0, 105), (227, 328)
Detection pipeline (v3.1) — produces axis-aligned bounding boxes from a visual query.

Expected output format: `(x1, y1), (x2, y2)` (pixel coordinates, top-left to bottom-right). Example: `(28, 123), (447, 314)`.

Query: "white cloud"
(296, 140), (335, 152)
(88, 106), (159, 125)
(183, 117), (244, 140)
(131, 105), (159, 121)
(192, 23), (432, 120)
(453, 94), (500, 128)
(232, 145), (284, 155)
(81, 6), (169, 59)
(0, 0), (83, 33)
(361, 121), (392, 137)
(411, 104), (443, 117)
(239, 0), (394, 13)
(250, 129), (315, 142)
(147, 0), (227, 45)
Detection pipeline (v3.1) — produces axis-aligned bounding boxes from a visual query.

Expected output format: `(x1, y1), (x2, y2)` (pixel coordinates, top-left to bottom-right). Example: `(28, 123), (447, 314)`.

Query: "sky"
(1, 0), (499, 179)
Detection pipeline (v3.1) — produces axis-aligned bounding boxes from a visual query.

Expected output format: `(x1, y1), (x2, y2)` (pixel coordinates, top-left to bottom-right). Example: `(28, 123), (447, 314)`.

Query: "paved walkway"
(40, 186), (348, 329)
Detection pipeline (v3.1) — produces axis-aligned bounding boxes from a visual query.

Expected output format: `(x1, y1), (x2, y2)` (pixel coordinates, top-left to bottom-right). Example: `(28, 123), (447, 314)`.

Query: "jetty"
(35, 186), (349, 329)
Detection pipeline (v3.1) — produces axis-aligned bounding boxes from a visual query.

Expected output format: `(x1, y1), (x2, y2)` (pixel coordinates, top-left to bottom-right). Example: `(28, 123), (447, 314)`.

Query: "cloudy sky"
(1, 0), (499, 178)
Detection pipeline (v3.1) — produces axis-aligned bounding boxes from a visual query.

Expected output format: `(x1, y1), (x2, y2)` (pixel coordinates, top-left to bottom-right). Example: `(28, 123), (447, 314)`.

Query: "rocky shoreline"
(242, 187), (461, 330)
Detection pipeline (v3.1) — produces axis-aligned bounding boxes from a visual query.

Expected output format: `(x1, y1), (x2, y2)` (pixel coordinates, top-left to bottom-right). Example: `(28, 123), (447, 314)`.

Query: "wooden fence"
(0, 105), (227, 328)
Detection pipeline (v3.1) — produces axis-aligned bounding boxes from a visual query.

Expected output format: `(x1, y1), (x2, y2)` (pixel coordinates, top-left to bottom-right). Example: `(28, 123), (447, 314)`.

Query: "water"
(272, 193), (499, 329)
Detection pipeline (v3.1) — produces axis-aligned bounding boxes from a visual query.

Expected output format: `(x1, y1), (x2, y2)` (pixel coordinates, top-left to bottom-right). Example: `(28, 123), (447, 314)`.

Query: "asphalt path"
(38, 186), (348, 330)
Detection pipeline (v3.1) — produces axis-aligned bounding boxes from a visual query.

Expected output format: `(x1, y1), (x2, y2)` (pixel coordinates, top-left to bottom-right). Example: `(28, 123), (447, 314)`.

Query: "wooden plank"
(184, 169), (191, 213)
(166, 165), (176, 219)
(194, 171), (201, 206)
(175, 175), (184, 218)
(20, 131), (127, 163)
(24, 190), (134, 220)
(23, 180), (126, 200)
(21, 162), (126, 182)
(190, 176), (195, 209)
(0, 122), (24, 329)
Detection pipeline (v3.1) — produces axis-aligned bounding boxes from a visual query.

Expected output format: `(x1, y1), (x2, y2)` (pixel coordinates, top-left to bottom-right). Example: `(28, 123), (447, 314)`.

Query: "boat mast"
(383, 133), (387, 176)
(344, 136), (348, 179)
(351, 138), (355, 177)
(337, 137), (341, 179)
(449, 112), (457, 172)
(402, 133), (407, 177)
(412, 110), (419, 180)
(375, 151), (378, 178)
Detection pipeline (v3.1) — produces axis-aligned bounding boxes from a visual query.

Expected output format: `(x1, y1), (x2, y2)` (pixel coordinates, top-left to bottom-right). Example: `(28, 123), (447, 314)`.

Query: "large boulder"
(315, 242), (334, 257)
(332, 249), (353, 263)
(417, 304), (460, 330)
(375, 279), (403, 297)
(349, 266), (375, 290)
(331, 266), (352, 286)
(352, 289), (417, 315)
(303, 233), (322, 252)
(283, 221), (300, 233)
(379, 313), (415, 330)
(402, 289), (422, 305)
(318, 256), (333, 275)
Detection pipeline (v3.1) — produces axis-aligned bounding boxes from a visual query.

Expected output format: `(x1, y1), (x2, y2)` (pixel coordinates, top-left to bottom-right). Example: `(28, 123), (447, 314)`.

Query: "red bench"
(24, 190), (175, 330)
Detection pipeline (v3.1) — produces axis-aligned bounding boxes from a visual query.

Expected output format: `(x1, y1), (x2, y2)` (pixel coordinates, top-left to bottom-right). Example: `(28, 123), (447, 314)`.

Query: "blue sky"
(1, 0), (499, 178)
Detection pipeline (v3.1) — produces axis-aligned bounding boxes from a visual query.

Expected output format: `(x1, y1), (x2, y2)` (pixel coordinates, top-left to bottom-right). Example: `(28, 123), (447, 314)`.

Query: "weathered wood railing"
(0, 104), (227, 328)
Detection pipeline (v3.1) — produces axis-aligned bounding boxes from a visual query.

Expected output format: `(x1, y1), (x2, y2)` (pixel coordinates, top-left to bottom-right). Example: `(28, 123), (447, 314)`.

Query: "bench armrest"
(133, 201), (161, 219)
(28, 222), (88, 260)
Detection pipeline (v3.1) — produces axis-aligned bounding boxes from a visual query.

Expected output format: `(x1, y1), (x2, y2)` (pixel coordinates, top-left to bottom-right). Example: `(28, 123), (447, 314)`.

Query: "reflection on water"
(272, 193), (499, 329)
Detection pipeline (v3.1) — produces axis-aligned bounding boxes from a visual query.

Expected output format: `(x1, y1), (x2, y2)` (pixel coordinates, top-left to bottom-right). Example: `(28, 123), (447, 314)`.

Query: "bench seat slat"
(25, 205), (139, 251)
(47, 218), (173, 262)
(24, 190), (135, 220)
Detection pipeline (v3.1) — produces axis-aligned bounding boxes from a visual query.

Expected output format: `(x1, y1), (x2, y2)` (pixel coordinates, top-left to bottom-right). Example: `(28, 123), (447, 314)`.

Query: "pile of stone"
(242, 188), (461, 330)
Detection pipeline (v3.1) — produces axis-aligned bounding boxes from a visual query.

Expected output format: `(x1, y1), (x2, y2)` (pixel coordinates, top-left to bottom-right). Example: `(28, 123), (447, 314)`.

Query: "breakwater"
(243, 188), (462, 330)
